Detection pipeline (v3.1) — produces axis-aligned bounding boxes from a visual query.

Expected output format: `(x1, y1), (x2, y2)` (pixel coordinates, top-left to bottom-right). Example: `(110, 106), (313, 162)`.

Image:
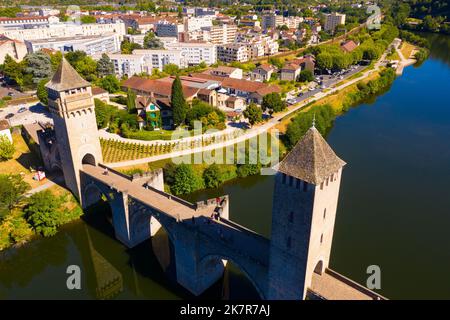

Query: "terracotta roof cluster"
(46, 58), (90, 92)
(91, 87), (108, 95)
(122, 76), (200, 99)
(193, 73), (281, 96)
(278, 126), (346, 185)
(254, 64), (275, 73)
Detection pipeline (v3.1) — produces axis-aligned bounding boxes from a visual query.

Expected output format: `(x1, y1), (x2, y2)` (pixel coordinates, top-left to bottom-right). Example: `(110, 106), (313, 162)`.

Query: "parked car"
(287, 98), (296, 105)
(18, 107), (27, 113)
(297, 92), (304, 97)
(5, 113), (14, 119)
(7, 92), (13, 96)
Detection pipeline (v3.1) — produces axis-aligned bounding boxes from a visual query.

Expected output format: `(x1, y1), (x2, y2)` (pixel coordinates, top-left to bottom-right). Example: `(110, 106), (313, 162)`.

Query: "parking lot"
(287, 64), (368, 106)
(0, 102), (53, 126)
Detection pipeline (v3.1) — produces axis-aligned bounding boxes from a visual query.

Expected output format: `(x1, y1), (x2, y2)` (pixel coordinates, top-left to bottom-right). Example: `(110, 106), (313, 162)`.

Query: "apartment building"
(209, 24), (237, 44)
(94, 53), (148, 77)
(0, 15), (59, 30)
(25, 33), (121, 56)
(262, 14), (284, 30)
(165, 42), (217, 65)
(156, 20), (184, 37)
(1, 21), (126, 42)
(324, 13), (346, 32)
(184, 16), (213, 32)
(133, 49), (187, 71)
(217, 43), (248, 63)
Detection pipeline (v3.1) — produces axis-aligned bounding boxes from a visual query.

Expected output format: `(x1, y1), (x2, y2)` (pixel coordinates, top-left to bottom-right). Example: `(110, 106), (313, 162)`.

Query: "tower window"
(320, 182), (324, 190)
(288, 211), (294, 223)
(323, 208), (326, 219)
(282, 173), (286, 184)
(287, 237), (291, 249)
(326, 178), (329, 186)
(331, 173), (335, 182)
(320, 234), (323, 244)
(296, 179), (300, 189)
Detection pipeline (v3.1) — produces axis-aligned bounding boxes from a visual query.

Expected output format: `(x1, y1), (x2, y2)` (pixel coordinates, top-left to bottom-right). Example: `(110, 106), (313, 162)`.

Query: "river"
(1, 33), (449, 300)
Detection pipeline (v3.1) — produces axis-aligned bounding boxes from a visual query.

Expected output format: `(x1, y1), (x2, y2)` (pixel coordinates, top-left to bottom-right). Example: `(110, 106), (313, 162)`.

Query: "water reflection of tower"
(85, 226), (123, 299)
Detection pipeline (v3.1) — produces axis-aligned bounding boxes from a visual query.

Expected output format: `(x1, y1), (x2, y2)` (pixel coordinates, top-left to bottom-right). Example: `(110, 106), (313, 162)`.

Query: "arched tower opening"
(314, 260), (324, 275)
(82, 153), (96, 166)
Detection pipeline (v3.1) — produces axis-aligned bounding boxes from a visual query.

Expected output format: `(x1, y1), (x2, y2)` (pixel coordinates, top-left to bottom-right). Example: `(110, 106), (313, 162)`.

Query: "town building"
(165, 42), (217, 65)
(183, 16), (213, 32)
(206, 66), (243, 79)
(217, 43), (248, 63)
(25, 33), (121, 56)
(340, 40), (358, 53)
(262, 13), (284, 30)
(92, 87), (110, 104)
(1, 21), (126, 42)
(156, 20), (184, 38)
(251, 64), (276, 82)
(324, 13), (346, 32)
(0, 15), (59, 30)
(133, 49), (187, 71)
(209, 24), (237, 44)
(280, 63), (302, 81)
(0, 35), (27, 64)
(93, 53), (147, 78)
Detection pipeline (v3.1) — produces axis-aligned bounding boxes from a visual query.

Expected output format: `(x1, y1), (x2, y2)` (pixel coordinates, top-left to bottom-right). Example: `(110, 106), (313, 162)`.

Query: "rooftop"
(0, 120), (10, 131)
(278, 126), (346, 185)
(46, 57), (91, 92)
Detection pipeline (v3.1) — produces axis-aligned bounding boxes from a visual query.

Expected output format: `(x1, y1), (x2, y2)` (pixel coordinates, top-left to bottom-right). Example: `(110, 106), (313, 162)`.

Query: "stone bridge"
(80, 163), (270, 298)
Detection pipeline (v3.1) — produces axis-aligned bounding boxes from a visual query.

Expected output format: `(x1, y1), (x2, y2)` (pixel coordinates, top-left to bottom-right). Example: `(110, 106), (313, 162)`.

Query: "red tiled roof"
(92, 87), (108, 95)
(341, 40), (358, 53)
(122, 76), (199, 98)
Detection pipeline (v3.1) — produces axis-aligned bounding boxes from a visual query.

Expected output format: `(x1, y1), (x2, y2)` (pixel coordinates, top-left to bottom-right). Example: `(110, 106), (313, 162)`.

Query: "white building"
(1, 21), (126, 42)
(133, 49), (187, 71)
(25, 33), (121, 56)
(0, 15), (59, 30)
(184, 16), (213, 32)
(325, 13), (346, 32)
(209, 24), (237, 44)
(165, 42), (217, 65)
(39, 8), (60, 17)
(94, 53), (148, 77)
(217, 43), (248, 63)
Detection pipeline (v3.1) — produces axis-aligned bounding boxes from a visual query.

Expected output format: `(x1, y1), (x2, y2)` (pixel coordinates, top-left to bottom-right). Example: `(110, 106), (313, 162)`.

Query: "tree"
(316, 52), (333, 70)
(80, 15), (96, 24)
(121, 40), (143, 54)
(203, 164), (224, 189)
(37, 79), (48, 105)
(163, 63), (180, 76)
(98, 75), (120, 93)
(25, 51), (53, 84)
(0, 174), (30, 220)
(171, 164), (202, 195)
(2, 54), (26, 87)
(97, 53), (115, 77)
(0, 135), (15, 161)
(298, 69), (314, 82)
(126, 89), (137, 114)
(143, 31), (164, 49)
(262, 92), (285, 113)
(243, 103), (263, 127)
(171, 75), (188, 126)
(65, 51), (98, 81)
(25, 190), (63, 237)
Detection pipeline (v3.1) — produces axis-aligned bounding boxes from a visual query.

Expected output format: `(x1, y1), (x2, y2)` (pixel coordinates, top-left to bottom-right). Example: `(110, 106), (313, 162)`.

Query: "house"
(206, 66), (243, 79)
(340, 40), (358, 53)
(0, 35), (27, 64)
(251, 64), (275, 82)
(92, 87), (110, 104)
(135, 95), (173, 130)
(280, 62), (301, 81)
(0, 120), (12, 143)
(291, 54), (316, 72)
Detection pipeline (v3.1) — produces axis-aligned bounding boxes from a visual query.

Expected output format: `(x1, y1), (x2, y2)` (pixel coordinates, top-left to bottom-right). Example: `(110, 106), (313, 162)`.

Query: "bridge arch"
(198, 254), (265, 300)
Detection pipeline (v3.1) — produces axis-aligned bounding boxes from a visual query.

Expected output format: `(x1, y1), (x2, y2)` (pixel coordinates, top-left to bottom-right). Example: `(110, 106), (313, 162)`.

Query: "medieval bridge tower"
(267, 126), (346, 299)
(45, 58), (103, 201)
